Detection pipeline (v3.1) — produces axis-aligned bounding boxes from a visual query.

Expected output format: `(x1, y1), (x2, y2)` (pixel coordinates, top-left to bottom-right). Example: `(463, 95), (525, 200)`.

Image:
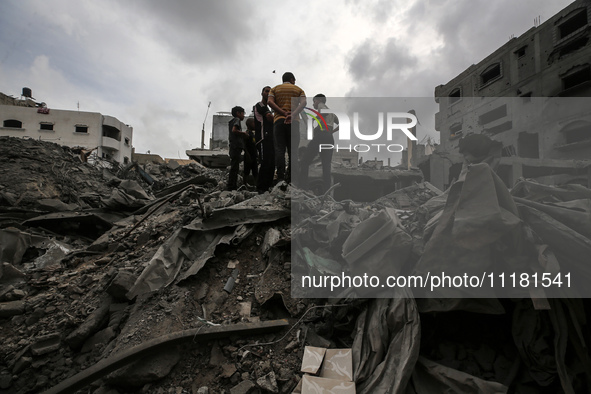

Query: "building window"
(3, 119), (22, 128)
(562, 65), (591, 90)
(449, 87), (461, 104)
(123, 156), (130, 164)
(559, 36), (588, 58)
(449, 122), (462, 140)
(515, 46), (527, 58)
(479, 104), (507, 125)
(560, 121), (590, 144)
(480, 63), (502, 86)
(40, 122), (54, 131)
(558, 8), (588, 40)
(484, 121), (512, 135)
(75, 125), (88, 133)
(102, 125), (121, 141)
(124, 137), (130, 146)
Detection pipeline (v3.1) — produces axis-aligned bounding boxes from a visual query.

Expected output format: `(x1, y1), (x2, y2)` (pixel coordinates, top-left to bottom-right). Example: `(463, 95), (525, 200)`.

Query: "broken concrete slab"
(230, 380), (255, 394)
(0, 300), (25, 318)
(221, 364), (238, 379)
(30, 332), (61, 356)
(106, 271), (137, 301)
(209, 341), (226, 366)
(117, 180), (153, 201)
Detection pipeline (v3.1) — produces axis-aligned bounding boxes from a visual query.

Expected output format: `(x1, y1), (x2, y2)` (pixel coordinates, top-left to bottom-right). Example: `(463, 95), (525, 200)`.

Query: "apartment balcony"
(102, 136), (120, 151)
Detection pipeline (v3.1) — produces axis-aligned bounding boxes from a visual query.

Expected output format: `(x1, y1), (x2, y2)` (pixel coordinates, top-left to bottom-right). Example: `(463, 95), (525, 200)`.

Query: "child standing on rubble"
(227, 106), (248, 191)
(243, 117), (259, 188)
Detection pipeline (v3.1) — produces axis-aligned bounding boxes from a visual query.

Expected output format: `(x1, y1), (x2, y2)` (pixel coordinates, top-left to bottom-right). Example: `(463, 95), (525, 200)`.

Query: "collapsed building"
(418, 0), (591, 191)
(0, 132), (590, 393)
(2, 2), (591, 393)
(0, 89), (133, 166)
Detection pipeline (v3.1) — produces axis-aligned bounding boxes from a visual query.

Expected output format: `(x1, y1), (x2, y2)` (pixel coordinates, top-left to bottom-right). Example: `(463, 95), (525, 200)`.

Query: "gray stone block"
(106, 271), (137, 301)
(230, 380), (255, 394)
(31, 333), (61, 356)
(0, 300), (25, 318)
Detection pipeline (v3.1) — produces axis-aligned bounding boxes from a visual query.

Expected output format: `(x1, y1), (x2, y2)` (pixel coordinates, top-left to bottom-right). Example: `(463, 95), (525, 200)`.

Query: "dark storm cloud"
(122, 0), (255, 64)
(404, 0), (575, 85)
(346, 0), (573, 98)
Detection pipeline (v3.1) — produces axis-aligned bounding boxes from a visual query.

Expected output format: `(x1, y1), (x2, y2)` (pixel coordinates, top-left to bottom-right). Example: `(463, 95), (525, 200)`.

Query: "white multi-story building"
(427, 0), (591, 191)
(0, 89), (133, 165)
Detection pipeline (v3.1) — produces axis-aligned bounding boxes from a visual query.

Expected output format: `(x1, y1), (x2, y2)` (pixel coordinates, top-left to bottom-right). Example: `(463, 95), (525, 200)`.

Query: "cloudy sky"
(0, 0), (574, 160)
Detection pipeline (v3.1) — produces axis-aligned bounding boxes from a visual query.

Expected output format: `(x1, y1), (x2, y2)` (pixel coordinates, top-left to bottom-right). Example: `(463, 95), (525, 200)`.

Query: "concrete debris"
(105, 271), (137, 301)
(257, 371), (279, 393)
(230, 380), (255, 394)
(0, 300), (25, 317)
(30, 332), (62, 356)
(0, 137), (590, 393)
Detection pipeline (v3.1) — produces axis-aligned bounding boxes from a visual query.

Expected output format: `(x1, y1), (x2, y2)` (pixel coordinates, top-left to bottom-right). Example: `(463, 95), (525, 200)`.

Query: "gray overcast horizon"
(0, 0), (573, 161)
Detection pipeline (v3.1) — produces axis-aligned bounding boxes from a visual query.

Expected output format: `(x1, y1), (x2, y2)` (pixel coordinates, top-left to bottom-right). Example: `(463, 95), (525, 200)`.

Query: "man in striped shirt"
(268, 72), (307, 184)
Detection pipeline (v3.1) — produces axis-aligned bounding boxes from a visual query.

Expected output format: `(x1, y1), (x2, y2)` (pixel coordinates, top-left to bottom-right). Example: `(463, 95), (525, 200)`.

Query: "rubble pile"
(0, 137), (309, 393)
(291, 165), (591, 393)
(1, 136), (591, 393)
(0, 137), (113, 209)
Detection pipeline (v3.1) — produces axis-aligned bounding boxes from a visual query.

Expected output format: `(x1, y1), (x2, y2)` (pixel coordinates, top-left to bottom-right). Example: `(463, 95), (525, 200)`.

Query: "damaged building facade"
(0, 89), (133, 165)
(429, 0), (591, 191)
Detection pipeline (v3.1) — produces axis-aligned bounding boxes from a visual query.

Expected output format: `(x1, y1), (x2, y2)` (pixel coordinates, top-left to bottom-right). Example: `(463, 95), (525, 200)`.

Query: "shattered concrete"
(1, 136), (590, 393)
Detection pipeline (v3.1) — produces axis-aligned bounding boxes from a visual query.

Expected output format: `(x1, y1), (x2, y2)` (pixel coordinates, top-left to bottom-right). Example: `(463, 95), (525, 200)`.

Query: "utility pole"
(201, 101), (211, 149)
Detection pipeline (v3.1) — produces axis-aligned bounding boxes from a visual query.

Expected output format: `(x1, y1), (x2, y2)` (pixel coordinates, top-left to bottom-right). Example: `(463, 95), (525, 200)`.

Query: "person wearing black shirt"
(253, 86), (276, 193)
(227, 106), (248, 191)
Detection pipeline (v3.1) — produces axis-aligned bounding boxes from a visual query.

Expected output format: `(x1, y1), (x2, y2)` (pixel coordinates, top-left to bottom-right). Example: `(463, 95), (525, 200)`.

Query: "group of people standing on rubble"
(227, 72), (338, 194)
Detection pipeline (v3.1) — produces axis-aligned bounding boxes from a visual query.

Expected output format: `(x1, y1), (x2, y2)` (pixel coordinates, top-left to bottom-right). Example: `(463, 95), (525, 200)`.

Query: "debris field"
(1, 136), (591, 394)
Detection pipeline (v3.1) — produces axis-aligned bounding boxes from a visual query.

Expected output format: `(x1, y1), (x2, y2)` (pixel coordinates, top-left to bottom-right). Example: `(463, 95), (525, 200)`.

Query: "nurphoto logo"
(305, 108), (418, 153)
